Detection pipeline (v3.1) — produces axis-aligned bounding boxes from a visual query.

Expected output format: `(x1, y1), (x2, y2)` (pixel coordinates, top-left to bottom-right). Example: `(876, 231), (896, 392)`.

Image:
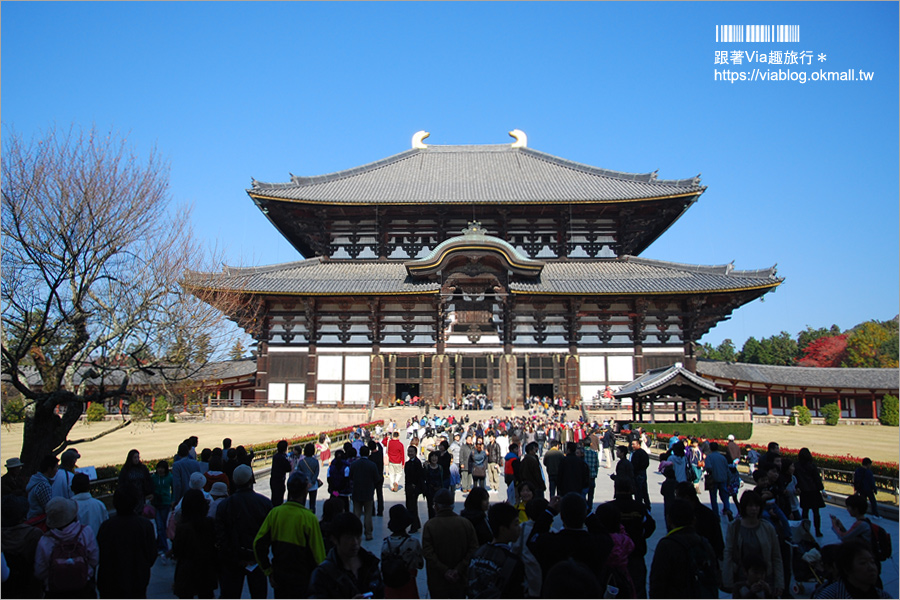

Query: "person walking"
(381, 505), (424, 599)
(253, 472), (325, 598)
(297, 443), (321, 514)
(519, 442), (546, 500)
(51, 448), (80, 500)
(486, 433), (503, 494)
(96, 487), (156, 598)
(722, 490), (783, 597)
(367, 439), (386, 517)
(649, 498), (720, 598)
(704, 442), (733, 520)
(71, 473), (109, 542)
(215, 464), (273, 599)
(387, 432), (405, 492)
(172, 443), (203, 506)
(35, 497), (100, 598)
(469, 439), (488, 490)
(150, 460), (173, 556)
(270, 440), (291, 507)
(458, 434), (474, 493)
(350, 445), (380, 541)
(1, 496), (44, 598)
(117, 449), (153, 503)
(308, 512), (384, 599)
(465, 502), (525, 598)
(172, 489), (219, 599)
(853, 457), (881, 519)
(422, 489), (478, 599)
(630, 439), (651, 512)
(403, 445), (425, 533)
(542, 440), (564, 496)
(795, 447), (826, 537)
(26, 455), (59, 520)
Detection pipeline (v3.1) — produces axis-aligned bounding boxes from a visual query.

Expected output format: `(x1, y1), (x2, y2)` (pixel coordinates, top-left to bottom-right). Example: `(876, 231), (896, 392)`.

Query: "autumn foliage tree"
(843, 320), (899, 368)
(797, 333), (849, 368)
(1, 126), (237, 475)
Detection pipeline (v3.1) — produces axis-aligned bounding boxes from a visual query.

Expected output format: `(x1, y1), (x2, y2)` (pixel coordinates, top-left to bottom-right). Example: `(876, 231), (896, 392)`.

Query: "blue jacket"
(704, 451), (729, 484)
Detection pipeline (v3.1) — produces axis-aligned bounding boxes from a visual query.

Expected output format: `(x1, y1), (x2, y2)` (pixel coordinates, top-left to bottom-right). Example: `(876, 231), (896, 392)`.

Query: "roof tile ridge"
(249, 149), (421, 190)
(222, 257), (322, 276)
(518, 147), (704, 188)
(624, 256), (780, 279)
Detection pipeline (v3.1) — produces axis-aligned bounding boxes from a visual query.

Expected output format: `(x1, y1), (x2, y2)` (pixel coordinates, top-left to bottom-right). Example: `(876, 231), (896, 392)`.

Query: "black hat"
(387, 504), (413, 532)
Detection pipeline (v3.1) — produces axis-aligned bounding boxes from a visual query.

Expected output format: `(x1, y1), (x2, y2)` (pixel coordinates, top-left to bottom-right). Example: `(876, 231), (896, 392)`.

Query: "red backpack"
(47, 525), (90, 592)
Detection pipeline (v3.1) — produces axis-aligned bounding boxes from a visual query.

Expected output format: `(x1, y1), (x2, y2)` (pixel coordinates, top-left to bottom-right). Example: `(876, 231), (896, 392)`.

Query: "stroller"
(789, 519), (826, 598)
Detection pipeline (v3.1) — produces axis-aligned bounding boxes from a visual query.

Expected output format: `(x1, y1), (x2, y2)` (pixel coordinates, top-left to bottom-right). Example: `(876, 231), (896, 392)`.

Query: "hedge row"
(634, 421), (753, 441)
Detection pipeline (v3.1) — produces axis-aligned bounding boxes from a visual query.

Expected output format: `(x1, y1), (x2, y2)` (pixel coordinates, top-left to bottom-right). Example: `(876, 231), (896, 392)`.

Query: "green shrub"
(879, 395), (898, 426)
(86, 402), (107, 422)
(128, 400), (149, 421)
(633, 421), (752, 441)
(820, 402), (840, 426)
(1, 396), (26, 423)
(150, 398), (169, 423)
(795, 405), (812, 426)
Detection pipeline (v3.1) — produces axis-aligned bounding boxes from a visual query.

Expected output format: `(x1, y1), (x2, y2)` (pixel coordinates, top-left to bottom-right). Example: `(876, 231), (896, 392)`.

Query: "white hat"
(46, 497), (78, 529)
(209, 481), (229, 498)
(727, 434), (735, 441)
(189, 472), (206, 490)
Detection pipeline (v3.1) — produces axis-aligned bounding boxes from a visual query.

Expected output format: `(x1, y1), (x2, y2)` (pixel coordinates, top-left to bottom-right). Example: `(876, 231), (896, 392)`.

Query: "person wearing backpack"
(381, 504), (423, 599)
(853, 457), (882, 519)
(466, 502), (525, 598)
(649, 497), (720, 598)
(34, 496), (99, 598)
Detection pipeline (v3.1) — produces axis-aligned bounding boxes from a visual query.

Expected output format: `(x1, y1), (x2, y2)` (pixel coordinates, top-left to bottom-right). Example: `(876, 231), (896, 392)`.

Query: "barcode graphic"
(716, 25), (800, 43)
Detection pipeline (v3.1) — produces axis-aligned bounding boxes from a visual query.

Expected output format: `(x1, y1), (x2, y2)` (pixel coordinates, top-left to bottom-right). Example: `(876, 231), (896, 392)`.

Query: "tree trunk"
(20, 391), (85, 476)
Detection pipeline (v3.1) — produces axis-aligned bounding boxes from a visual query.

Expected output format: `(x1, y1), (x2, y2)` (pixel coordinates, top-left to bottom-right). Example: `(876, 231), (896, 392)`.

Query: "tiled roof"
(616, 363), (726, 397)
(9, 359), (257, 389)
(249, 144), (705, 204)
(191, 256), (780, 296)
(696, 361), (900, 391)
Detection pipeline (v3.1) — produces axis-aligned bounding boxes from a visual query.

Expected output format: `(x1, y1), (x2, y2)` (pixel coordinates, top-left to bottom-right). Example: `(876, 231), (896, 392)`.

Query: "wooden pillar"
(801, 388), (807, 408)
(871, 391), (878, 420)
(454, 355), (461, 401)
(305, 347), (318, 406)
(500, 354), (516, 408)
(370, 354), (384, 406)
(731, 381), (738, 403)
(836, 391), (842, 416)
(565, 355), (580, 407)
(256, 341), (270, 401)
(650, 399), (656, 424)
(766, 387), (773, 416)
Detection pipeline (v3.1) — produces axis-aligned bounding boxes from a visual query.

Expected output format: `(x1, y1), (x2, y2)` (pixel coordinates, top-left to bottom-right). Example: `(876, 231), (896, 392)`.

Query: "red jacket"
(387, 439), (405, 464)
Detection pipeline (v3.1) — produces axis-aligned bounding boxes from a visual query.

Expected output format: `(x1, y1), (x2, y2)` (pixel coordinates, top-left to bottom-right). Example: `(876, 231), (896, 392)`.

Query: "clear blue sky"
(4, 2), (898, 349)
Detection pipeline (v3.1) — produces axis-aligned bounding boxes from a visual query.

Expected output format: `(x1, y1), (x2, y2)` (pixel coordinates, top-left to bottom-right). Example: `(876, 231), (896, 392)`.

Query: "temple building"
(190, 131), (783, 408)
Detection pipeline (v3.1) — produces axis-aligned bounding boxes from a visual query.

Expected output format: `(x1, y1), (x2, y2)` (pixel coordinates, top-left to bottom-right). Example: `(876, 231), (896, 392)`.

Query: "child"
(746, 446), (760, 474)
(734, 553), (774, 598)
(381, 505), (423, 599)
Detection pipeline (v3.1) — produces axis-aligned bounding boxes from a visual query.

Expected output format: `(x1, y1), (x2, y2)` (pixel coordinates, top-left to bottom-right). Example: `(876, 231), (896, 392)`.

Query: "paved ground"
(145, 439), (900, 599)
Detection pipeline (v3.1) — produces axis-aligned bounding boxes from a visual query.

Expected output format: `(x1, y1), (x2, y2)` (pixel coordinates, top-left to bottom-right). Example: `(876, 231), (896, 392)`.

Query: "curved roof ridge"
(624, 256), (778, 279)
(249, 143), (705, 192)
(250, 149), (421, 190)
(220, 257), (323, 276)
(519, 147), (703, 188)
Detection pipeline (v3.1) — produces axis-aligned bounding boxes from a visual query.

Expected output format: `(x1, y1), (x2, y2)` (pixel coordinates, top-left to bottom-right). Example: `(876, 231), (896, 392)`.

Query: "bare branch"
(61, 419), (133, 447)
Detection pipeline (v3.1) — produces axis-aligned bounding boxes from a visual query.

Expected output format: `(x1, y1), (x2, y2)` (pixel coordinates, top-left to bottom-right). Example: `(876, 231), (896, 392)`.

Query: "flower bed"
(652, 433), (899, 479)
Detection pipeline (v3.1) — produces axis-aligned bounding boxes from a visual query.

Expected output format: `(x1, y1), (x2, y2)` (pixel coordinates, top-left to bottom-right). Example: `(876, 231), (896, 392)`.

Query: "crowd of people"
(0, 412), (893, 599)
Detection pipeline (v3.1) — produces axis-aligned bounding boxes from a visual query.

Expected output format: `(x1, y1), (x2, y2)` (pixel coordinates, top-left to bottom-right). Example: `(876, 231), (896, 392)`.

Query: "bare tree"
(2, 125), (238, 474)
